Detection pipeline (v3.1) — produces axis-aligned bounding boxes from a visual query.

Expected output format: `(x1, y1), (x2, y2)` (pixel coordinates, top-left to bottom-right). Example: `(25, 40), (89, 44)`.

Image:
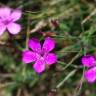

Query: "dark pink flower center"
(3, 20), (11, 25)
(40, 52), (44, 57)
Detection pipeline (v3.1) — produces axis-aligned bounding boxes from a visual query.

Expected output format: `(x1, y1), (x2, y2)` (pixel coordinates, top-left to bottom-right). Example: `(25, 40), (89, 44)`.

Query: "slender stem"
(62, 49), (82, 71)
(17, 88), (22, 96)
(26, 14), (30, 49)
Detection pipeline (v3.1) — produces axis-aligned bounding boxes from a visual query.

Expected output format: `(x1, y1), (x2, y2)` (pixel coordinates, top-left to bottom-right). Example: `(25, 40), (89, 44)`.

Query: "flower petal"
(33, 58), (45, 73)
(7, 23), (21, 34)
(81, 55), (95, 68)
(11, 10), (22, 21)
(0, 7), (11, 18)
(42, 37), (55, 53)
(22, 50), (37, 63)
(28, 38), (41, 53)
(0, 23), (6, 36)
(45, 53), (57, 65)
(85, 67), (96, 83)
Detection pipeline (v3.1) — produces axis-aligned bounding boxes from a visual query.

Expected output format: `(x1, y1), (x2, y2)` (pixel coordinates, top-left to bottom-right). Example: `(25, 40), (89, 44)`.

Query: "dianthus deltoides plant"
(22, 37), (57, 73)
(1, 1), (96, 95)
(0, 7), (21, 35)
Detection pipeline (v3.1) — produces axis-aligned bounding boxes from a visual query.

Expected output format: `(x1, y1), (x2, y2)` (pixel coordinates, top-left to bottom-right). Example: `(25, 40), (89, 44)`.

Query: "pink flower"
(22, 37), (57, 73)
(81, 55), (96, 83)
(82, 55), (95, 68)
(0, 7), (22, 36)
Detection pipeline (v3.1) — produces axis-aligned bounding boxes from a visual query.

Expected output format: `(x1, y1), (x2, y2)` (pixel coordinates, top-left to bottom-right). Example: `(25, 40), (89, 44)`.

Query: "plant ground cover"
(0, 0), (96, 96)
